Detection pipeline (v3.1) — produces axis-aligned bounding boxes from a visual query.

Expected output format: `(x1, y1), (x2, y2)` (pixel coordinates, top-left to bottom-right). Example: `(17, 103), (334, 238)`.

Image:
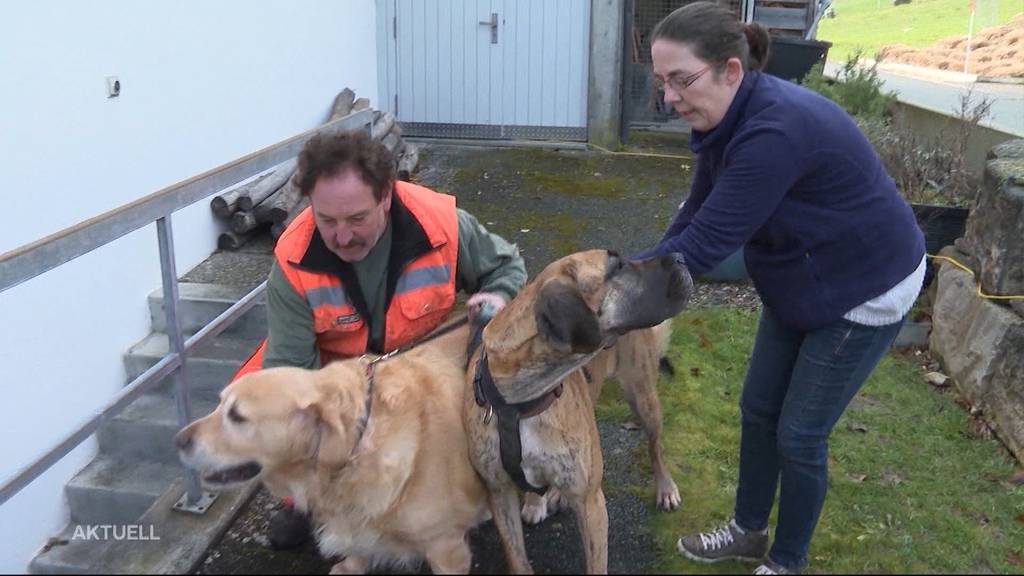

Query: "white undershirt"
(842, 255), (927, 326)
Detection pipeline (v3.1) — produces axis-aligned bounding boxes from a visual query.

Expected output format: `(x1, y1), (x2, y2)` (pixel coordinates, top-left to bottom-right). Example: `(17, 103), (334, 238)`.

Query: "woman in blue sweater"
(634, 3), (926, 574)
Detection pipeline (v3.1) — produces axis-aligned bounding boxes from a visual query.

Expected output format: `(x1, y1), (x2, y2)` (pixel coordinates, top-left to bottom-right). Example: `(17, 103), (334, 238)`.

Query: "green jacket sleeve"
(455, 208), (528, 301)
(262, 261), (321, 370)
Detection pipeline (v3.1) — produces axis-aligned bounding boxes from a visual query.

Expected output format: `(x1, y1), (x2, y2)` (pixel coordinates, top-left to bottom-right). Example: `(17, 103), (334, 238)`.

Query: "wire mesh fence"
(625, 0), (744, 127)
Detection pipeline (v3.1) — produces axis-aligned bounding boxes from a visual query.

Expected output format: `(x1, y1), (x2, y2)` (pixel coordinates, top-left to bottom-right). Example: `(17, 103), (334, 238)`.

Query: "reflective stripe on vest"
(395, 264), (450, 294)
(305, 285), (349, 309)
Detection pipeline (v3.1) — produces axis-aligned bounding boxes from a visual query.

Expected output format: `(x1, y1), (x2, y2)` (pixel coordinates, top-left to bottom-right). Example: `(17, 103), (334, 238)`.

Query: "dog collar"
(308, 358), (375, 469)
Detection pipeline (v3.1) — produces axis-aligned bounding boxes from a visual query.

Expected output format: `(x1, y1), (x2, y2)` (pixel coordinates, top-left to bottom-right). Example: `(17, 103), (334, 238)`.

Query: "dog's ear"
(534, 278), (602, 353)
(294, 392), (350, 469)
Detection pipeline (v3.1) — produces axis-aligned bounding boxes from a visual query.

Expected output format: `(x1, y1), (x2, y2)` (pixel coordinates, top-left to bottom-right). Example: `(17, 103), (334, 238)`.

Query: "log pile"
(210, 87), (421, 250)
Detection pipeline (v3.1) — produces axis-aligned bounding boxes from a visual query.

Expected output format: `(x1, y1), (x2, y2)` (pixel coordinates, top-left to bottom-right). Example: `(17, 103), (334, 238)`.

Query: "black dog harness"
(472, 350), (562, 495)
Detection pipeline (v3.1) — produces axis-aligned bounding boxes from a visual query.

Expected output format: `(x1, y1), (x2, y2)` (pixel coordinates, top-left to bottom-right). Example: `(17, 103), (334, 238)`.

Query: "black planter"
(911, 203), (970, 284)
(763, 36), (833, 83)
(911, 203), (970, 254)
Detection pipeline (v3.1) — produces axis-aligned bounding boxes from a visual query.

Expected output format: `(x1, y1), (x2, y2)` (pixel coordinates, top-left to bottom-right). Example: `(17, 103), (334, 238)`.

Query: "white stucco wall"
(0, 2), (378, 571)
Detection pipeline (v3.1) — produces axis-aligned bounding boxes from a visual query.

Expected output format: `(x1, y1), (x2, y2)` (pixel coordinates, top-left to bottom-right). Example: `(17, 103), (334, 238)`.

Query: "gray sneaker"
(677, 518), (769, 564)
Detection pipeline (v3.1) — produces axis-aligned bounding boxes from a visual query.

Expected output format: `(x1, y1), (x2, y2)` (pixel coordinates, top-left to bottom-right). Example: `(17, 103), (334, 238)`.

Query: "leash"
(362, 314), (471, 366)
(340, 315), (472, 464)
(357, 311), (553, 496)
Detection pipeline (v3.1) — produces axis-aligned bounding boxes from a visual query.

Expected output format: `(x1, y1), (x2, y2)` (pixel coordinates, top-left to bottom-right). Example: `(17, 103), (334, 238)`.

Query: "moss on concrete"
(525, 172), (633, 198)
(624, 129), (693, 154)
(418, 137), (694, 274)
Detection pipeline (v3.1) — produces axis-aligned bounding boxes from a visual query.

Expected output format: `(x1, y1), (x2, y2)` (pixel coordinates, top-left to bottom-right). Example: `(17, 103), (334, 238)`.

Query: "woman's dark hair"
(295, 130), (395, 202)
(651, 1), (770, 72)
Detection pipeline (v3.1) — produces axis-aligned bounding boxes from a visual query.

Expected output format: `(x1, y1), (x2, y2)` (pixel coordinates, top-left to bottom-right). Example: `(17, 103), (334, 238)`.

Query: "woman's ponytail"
(743, 23), (771, 71)
(654, 2), (772, 72)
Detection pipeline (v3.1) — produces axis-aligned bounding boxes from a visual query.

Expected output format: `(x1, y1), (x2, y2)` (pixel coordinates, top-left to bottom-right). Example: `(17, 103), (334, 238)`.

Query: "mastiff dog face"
(482, 249), (692, 405)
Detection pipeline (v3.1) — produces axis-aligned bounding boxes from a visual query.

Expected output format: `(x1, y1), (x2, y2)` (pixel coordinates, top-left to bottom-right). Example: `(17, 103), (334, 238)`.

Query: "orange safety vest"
(232, 181), (458, 380)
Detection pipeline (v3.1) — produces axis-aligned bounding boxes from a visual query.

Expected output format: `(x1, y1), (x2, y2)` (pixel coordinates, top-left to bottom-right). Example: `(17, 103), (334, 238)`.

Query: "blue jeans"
(733, 306), (903, 571)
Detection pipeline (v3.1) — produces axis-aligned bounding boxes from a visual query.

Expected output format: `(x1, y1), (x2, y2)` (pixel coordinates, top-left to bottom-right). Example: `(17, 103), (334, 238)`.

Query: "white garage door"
(377, 0), (591, 140)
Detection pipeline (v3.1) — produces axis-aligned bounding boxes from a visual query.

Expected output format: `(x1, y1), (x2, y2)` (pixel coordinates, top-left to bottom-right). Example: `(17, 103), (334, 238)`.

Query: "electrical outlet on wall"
(106, 76), (121, 98)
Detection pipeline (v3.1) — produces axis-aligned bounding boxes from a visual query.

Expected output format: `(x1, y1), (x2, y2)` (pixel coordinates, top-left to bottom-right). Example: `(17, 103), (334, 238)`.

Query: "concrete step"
(66, 456), (183, 526)
(28, 525), (112, 575)
(97, 394), (219, 465)
(149, 282), (267, 337)
(30, 477), (260, 575)
(93, 478), (260, 574)
(124, 332), (262, 401)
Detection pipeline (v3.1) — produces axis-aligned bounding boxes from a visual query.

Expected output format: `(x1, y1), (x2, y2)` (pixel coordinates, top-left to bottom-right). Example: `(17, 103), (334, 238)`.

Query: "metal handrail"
(0, 109), (374, 508)
(0, 109), (372, 292)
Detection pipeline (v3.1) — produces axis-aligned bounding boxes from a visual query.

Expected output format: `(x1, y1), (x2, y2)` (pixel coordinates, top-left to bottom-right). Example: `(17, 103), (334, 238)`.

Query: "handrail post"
(155, 215), (204, 505)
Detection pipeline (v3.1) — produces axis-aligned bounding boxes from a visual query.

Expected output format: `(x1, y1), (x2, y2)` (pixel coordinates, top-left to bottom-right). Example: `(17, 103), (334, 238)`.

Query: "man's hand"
(466, 292), (508, 324)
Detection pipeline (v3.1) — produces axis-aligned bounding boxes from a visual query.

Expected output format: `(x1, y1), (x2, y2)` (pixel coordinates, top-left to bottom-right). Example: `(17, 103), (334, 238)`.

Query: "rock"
(930, 258), (1024, 463)
(925, 371), (950, 387)
(987, 139), (1024, 170)
(847, 421), (869, 433)
(962, 139), (1024, 298)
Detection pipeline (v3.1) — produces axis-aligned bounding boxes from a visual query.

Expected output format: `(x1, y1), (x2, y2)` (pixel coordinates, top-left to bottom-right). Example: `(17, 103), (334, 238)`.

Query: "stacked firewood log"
(211, 88), (420, 250)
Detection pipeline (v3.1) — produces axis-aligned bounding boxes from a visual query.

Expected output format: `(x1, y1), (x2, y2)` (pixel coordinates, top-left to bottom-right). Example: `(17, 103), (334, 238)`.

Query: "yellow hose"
(927, 253), (1024, 300)
(588, 142), (692, 162)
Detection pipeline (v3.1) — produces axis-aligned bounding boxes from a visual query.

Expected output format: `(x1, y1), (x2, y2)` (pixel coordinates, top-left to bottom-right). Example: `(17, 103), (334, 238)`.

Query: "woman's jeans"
(733, 306), (904, 571)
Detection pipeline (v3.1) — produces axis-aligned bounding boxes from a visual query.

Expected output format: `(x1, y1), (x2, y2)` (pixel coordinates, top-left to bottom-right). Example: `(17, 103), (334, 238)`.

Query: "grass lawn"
(816, 0), (1023, 63)
(596, 306), (1024, 574)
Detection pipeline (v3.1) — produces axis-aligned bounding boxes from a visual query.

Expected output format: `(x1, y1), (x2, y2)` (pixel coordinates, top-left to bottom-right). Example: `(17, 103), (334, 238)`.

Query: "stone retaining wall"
(931, 138), (1024, 463)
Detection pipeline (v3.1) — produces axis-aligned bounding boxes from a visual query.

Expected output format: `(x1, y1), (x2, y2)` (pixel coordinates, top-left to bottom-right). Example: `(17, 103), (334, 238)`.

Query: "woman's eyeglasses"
(653, 66), (711, 92)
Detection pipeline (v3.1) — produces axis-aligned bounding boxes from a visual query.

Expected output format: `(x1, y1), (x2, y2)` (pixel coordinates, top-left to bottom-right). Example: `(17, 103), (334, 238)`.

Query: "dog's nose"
(665, 259), (694, 302)
(662, 252), (686, 269)
(174, 429), (193, 453)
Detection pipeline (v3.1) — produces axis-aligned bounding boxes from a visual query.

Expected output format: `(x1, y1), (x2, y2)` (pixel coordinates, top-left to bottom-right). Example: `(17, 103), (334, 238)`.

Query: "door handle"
(479, 12), (498, 44)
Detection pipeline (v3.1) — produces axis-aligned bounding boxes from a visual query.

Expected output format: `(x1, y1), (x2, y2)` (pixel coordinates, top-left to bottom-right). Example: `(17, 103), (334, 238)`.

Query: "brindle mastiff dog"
(464, 249), (693, 574)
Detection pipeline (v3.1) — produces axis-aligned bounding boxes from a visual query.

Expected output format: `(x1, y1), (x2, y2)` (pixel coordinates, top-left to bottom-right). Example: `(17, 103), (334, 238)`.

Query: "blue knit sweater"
(636, 70), (924, 331)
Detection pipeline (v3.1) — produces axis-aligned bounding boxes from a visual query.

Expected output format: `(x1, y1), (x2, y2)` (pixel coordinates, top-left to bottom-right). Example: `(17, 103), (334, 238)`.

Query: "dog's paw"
(521, 488), (565, 525)
(656, 480), (682, 511)
(545, 487), (566, 513)
(521, 492), (550, 525)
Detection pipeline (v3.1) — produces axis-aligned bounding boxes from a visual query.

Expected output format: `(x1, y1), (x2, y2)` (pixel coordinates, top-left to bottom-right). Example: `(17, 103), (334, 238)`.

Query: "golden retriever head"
(480, 249), (692, 404)
(174, 363), (368, 487)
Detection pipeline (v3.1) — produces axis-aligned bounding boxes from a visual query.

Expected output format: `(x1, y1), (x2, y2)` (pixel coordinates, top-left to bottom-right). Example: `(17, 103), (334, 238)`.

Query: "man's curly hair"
(295, 130), (395, 202)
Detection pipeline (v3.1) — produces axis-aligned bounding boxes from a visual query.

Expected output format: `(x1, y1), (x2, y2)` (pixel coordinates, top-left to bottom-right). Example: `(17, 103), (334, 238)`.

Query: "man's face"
(309, 168), (392, 263)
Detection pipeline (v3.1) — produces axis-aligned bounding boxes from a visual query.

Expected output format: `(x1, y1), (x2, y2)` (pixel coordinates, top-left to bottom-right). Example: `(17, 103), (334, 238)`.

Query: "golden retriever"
(175, 324), (487, 574)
